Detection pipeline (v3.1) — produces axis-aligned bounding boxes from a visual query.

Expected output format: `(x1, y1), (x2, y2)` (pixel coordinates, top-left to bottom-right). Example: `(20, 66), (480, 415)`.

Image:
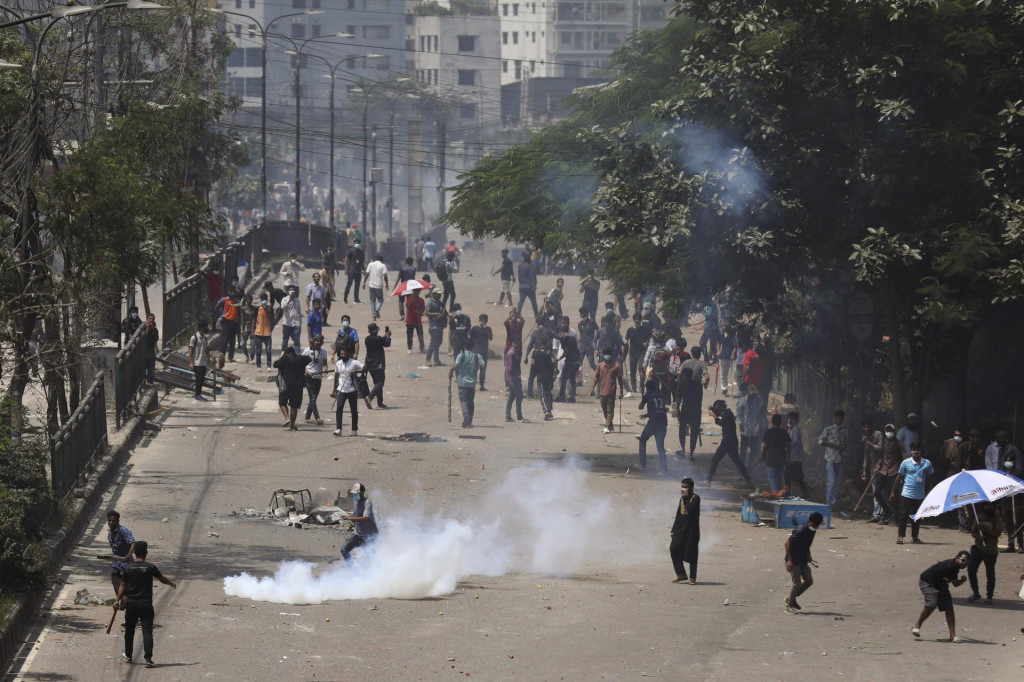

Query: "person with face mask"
(331, 346), (365, 436)
(302, 335), (329, 425)
(912, 551), (970, 643)
(122, 306), (142, 344)
(985, 431), (1023, 552)
(339, 483), (378, 561)
(891, 443), (934, 544)
(966, 503), (1003, 604)
(784, 511), (824, 613)
(869, 424), (906, 525)
(590, 348), (624, 434)
(334, 315), (360, 361)
(670, 478), (700, 584)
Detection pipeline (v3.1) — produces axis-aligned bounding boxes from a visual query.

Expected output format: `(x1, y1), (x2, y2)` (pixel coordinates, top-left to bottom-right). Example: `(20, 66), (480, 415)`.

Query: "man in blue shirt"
(101, 511), (135, 625)
(450, 348), (485, 427)
(784, 511), (824, 613)
(896, 413), (920, 454)
(892, 443), (934, 545)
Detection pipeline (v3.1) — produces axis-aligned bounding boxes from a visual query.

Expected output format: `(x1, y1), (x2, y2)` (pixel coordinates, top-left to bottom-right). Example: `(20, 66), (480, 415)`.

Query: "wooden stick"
(853, 476), (875, 513)
(105, 605), (118, 634)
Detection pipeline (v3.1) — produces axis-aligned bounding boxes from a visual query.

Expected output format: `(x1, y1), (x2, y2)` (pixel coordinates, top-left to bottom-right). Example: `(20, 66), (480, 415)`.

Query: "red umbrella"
(391, 279), (432, 296)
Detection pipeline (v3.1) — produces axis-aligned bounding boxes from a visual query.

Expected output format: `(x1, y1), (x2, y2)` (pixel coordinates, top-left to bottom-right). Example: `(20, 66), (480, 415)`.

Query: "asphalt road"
(7, 247), (1024, 681)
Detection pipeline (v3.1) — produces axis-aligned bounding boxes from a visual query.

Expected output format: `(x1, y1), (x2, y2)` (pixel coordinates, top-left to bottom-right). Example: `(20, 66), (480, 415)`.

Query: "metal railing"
(113, 323), (147, 429)
(50, 372), (108, 499)
(162, 271), (204, 349)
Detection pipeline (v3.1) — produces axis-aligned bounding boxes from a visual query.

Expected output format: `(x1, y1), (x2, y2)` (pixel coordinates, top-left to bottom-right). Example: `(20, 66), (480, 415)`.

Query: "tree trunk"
(887, 312), (907, 422)
(63, 303), (80, 414)
(140, 278), (152, 318)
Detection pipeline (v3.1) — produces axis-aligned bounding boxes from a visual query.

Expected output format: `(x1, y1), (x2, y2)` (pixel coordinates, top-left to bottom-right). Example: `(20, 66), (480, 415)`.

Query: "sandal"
(896, 537), (904, 544)
(950, 636), (962, 643)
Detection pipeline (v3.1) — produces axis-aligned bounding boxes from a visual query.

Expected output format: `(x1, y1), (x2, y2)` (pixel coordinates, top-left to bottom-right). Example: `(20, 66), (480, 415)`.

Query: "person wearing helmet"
(912, 551), (970, 643)
(340, 483), (378, 561)
(641, 328), (672, 395)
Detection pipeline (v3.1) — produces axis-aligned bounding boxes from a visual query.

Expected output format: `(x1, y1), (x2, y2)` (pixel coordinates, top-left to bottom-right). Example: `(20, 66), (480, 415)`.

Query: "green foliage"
(0, 419), (51, 587)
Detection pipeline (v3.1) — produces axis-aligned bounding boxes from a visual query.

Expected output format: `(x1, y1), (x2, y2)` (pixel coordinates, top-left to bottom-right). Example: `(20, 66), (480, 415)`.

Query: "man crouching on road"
(340, 483), (379, 562)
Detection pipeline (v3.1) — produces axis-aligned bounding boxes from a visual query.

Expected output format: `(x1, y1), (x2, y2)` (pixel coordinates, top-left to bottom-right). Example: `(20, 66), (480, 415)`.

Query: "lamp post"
(208, 8), (323, 226)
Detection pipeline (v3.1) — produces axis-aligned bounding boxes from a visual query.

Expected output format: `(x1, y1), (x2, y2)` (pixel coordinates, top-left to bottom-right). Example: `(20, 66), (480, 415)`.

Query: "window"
(234, 24), (241, 39)
(513, 3), (519, 15)
(502, 60), (508, 73)
(245, 77), (262, 97)
(245, 47), (263, 67)
(502, 32), (508, 45)
(460, 103), (477, 120)
(248, 0), (255, 7)
(532, 2), (536, 12)
(514, 60), (522, 79)
(457, 35), (476, 52)
(530, 60), (535, 72)
(369, 55), (390, 70)
(531, 31), (536, 43)
(234, 0), (240, 7)
(292, 0), (305, 7)
(312, 22), (321, 38)
(346, 0), (355, 8)
(364, 25), (390, 40)
(419, 36), (425, 51)
(312, 0), (321, 7)
(347, 24), (357, 37)
(291, 23), (306, 39)
(560, 31), (571, 45)
(229, 76), (244, 95)
(502, 3), (508, 15)
(512, 32), (518, 44)
(457, 70), (476, 86)
(228, 48), (245, 67)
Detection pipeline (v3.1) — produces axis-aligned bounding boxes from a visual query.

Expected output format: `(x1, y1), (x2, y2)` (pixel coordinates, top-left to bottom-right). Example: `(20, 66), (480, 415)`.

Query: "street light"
(206, 8), (323, 226)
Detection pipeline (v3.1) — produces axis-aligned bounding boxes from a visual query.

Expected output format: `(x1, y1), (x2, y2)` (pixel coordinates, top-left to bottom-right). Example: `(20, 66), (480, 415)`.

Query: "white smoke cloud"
(223, 456), (644, 604)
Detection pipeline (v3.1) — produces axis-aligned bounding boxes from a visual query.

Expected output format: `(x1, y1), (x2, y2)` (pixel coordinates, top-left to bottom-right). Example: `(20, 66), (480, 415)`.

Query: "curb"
(0, 386), (160, 672)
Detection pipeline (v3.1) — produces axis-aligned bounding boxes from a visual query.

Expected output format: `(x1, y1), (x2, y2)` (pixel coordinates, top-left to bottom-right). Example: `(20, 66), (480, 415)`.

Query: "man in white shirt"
(332, 347), (365, 436)
(279, 253), (305, 288)
(363, 255), (390, 321)
(280, 285), (303, 353)
(302, 335), (329, 425)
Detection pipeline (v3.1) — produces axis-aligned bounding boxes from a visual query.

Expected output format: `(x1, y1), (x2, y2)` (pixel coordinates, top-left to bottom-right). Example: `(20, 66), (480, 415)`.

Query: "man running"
(704, 399), (752, 486)
(493, 248), (515, 307)
(784, 511), (823, 613)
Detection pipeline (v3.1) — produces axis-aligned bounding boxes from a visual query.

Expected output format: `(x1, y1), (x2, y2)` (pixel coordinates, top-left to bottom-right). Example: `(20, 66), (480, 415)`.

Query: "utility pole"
(387, 105), (395, 238)
(370, 126), (378, 253)
(293, 56), (302, 224)
(436, 117), (446, 217)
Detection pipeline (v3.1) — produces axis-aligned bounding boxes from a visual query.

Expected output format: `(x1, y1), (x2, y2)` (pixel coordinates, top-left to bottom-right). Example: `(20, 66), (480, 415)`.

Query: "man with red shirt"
(504, 308), (525, 352)
(742, 342), (762, 389)
(404, 289), (426, 353)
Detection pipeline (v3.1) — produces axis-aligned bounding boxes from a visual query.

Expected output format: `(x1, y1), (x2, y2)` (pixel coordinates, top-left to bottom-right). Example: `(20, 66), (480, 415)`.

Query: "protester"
(896, 413), (920, 455)
(340, 483), (378, 561)
(554, 317), (580, 403)
(122, 305), (142, 344)
(142, 313), (159, 385)
(363, 254), (389, 320)
(865, 424), (904, 525)
(818, 409), (848, 512)
(912, 551), (970, 643)
(861, 419), (885, 522)
(279, 252), (305, 288)
(425, 290), (447, 366)
(363, 323), (391, 409)
(524, 318), (551, 399)
(505, 338), (526, 422)
(784, 511), (823, 614)
(470, 314), (493, 391)
(676, 367), (703, 460)
(334, 314), (360, 360)
(638, 380), (669, 474)
(624, 314), (651, 395)
(892, 443), (934, 544)
(450, 344), (485, 428)
(704, 399), (752, 486)
(404, 288), (426, 354)
(397, 257), (417, 319)
(332, 346), (365, 436)
(670, 478), (700, 584)
(439, 250), (458, 311)
(591, 348), (624, 434)
(786, 412), (810, 498)
(532, 337), (557, 421)
(274, 346), (311, 431)
(280, 285), (303, 353)
(736, 383), (767, 469)
(761, 413), (791, 493)
(967, 502), (1003, 605)
(579, 270), (601, 323)
(985, 430), (1023, 552)
(516, 251), (539, 317)
(302, 335), (329, 425)
(493, 248), (515, 307)
(253, 294), (274, 370)
(104, 511), (135, 624)
(577, 307), (599, 371)
(306, 298), (324, 347)
(305, 271), (325, 313)
(344, 239), (365, 303)
(449, 304), (472, 357)
(188, 320), (210, 401)
(545, 277), (565, 317)
(423, 236), (436, 270)
(504, 308), (525, 352)
(113, 541), (176, 668)
(214, 290), (240, 362)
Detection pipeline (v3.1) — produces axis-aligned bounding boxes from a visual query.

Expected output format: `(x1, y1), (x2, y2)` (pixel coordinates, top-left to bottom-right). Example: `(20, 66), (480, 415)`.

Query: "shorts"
(279, 386), (303, 409)
(919, 580), (952, 612)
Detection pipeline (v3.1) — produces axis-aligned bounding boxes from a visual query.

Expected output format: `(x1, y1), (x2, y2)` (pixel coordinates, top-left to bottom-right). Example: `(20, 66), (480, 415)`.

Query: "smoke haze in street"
(223, 456), (656, 603)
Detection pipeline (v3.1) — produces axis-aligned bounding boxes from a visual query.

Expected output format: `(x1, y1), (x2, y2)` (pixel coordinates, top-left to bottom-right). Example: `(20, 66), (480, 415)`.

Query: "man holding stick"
(113, 541), (176, 667)
(100, 511), (134, 627)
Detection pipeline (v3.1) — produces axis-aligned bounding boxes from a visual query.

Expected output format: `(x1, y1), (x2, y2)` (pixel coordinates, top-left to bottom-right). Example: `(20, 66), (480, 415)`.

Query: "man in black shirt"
(273, 346), (311, 430)
(784, 512), (823, 613)
(492, 249), (515, 307)
(114, 541), (176, 667)
(624, 314), (651, 395)
(363, 323), (391, 408)
(555, 317), (581, 403)
(469, 314), (493, 390)
(761, 414), (792, 493)
(913, 550), (969, 642)
(703, 400), (752, 486)
(344, 239), (365, 303)
(449, 304), (472, 356)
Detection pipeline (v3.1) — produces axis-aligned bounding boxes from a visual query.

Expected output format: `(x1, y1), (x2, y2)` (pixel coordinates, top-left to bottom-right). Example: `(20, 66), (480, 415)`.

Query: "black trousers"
(442, 280), (456, 311)
(670, 536), (698, 580)
(678, 417), (700, 455)
(968, 545), (997, 598)
(898, 495), (923, 539)
(220, 319), (238, 359)
(406, 324), (424, 351)
(785, 461), (809, 498)
(506, 379), (524, 419)
(367, 368), (386, 406)
(628, 353), (643, 392)
(193, 365), (207, 398)
(706, 440), (750, 483)
(344, 272), (361, 302)
(304, 376), (322, 419)
(124, 601), (155, 661)
(335, 390), (359, 432)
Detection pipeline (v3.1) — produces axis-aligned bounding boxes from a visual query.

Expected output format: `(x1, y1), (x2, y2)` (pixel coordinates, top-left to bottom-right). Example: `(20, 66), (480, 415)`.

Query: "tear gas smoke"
(223, 457), (650, 603)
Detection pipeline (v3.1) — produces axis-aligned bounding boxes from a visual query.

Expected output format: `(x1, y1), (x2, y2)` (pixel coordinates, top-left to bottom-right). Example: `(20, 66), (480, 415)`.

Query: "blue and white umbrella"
(912, 469), (1024, 520)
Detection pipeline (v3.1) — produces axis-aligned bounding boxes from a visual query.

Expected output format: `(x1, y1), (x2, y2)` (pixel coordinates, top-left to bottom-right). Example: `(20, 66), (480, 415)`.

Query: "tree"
(445, 1), (1024, 422)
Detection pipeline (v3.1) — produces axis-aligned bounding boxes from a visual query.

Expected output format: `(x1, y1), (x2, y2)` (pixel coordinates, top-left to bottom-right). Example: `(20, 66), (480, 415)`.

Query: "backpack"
(434, 260), (448, 281)
(335, 329), (356, 356)
(651, 347), (672, 377)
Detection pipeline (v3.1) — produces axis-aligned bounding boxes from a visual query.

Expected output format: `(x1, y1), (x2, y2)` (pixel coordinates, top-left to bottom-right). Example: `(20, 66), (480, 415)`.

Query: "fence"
(162, 271), (204, 349)
(50, 372), (108, 499)
(113, 324), (147, 429)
